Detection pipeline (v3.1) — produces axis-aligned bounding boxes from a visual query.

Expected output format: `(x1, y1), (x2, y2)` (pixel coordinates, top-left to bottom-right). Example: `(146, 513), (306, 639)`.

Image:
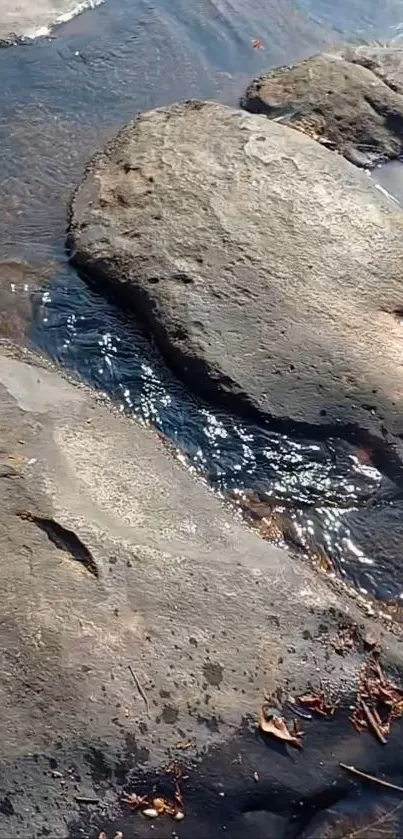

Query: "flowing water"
(2, 0), (403, 605)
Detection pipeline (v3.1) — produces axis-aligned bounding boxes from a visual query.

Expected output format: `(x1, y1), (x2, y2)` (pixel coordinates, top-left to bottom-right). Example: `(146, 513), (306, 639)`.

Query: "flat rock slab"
(0, 346), (403, 837)
(241, 45), (403, 167)
(70, 100), (403, 454)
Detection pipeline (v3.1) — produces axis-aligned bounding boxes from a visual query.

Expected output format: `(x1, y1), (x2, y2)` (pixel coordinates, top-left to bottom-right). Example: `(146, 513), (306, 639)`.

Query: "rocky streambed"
(68, 62), (403, 606)
(2, 8), (403, 838)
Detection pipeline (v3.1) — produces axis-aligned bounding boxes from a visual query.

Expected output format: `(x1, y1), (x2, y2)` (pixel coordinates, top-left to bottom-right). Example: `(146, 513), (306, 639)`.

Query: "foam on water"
(24, 0), (104, 39)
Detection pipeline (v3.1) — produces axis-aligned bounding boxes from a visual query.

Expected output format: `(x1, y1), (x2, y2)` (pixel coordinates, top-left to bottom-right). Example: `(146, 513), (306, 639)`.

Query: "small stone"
(143, 808), (159, 819)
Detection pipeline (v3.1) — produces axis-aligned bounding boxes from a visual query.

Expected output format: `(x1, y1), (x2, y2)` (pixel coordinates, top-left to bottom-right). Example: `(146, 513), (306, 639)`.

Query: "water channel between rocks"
(2, 0), (403, 606)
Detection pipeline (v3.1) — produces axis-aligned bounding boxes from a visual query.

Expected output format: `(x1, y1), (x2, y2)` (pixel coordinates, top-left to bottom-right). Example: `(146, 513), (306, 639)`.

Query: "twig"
(340, 763), (403, 794)
(75, 796), (100, 804)
(338, 799), (403, 839)
(373, 659), (386, 686)
(361, 699), (387, 744)
(286, 702), (312, 720)
(128, 664), (150, 716)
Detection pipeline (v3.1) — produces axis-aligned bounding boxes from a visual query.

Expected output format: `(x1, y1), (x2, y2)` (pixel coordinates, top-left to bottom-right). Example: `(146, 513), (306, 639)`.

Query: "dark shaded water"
(2, 0), (403, 604)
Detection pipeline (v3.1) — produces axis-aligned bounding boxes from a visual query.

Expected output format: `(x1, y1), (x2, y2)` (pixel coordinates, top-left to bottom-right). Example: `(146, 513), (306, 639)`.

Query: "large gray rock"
(241, 45), (403, 167)
(70, 101), (403, 450)
(1, 345), (403, 839)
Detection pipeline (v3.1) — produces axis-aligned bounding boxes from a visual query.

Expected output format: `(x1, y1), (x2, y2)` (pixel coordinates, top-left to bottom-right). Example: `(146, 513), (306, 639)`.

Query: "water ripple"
(32, 262), (403, 604)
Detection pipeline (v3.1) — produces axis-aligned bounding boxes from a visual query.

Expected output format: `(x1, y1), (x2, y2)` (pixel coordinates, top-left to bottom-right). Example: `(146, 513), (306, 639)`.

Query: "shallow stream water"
(2, 0), (403, 605)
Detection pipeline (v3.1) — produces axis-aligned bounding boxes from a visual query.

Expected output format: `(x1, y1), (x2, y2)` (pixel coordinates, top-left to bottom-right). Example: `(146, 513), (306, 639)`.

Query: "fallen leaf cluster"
(259, 704), (303, 749)
(297, 689), (339, 717)
(331, 623), (358, 655)
(350, 658), (403, 744)
(122, 765), (185, 821)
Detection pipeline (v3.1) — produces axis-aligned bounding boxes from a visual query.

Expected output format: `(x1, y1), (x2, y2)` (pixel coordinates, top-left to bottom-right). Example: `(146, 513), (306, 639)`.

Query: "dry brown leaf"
(122, 792), (148, 809)
(350, 658), (403, 743)
(175, 740), (193, 750)
(152, 796), (178, 817)
(259, 705), (303, 748)
(298, 690), (338, 717)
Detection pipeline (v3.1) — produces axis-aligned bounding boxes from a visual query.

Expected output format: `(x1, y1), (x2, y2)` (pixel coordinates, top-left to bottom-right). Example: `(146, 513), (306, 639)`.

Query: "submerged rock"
(70, 100), (403, 453)
(0, 259), (55, 344)
(241, 45), (403, 168)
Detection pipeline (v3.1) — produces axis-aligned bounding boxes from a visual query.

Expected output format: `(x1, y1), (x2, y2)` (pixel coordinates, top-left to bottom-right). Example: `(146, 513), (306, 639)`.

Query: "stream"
(2, 0), (403, 606)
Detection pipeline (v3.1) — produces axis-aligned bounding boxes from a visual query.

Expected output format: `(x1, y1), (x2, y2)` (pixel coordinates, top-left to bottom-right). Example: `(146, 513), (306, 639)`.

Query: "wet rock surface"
(70, 100), (403, 459)
(0, 345), (403, 838)
(0, 260), (55, 344)
(241, 45), (403, 168)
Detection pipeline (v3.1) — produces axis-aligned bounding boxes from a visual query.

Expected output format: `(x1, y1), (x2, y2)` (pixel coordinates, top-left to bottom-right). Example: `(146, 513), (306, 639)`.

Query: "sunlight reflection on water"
(33, 264), (403, 604)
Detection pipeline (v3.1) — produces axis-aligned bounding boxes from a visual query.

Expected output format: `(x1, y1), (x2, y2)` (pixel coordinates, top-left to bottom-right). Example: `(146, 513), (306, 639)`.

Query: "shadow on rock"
(65, 713), (403, 839)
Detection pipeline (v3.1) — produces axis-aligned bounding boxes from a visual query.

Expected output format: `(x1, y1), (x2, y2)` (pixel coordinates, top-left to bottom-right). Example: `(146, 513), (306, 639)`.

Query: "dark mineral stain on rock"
(0, 796), (14, 817)
(84, 746), (112, 783)
(125, 733), (150, 764)
(196, 713), (220, 732)
(159, 688), (171, 698)
(203, 661), (223, 686)
(161, 704), (179, 724)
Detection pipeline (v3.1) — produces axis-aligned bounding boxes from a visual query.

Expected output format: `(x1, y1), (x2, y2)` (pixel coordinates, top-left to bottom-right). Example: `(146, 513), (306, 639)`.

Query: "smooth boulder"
(241, 45), (403, 167)
(69, 101), (403, 449)
(2, 346), (403, 838)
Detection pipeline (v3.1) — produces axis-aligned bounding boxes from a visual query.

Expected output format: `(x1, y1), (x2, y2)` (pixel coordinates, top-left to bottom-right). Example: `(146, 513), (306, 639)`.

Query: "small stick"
(360, 699), (387, 744)
(128, 665), (150, 716)
(75, 796), (100, 805)
(373, 659), (386, 686)
(372, 706), (383, 726)
(340, 763), (403, 794)
(286, 702), (312, 720)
